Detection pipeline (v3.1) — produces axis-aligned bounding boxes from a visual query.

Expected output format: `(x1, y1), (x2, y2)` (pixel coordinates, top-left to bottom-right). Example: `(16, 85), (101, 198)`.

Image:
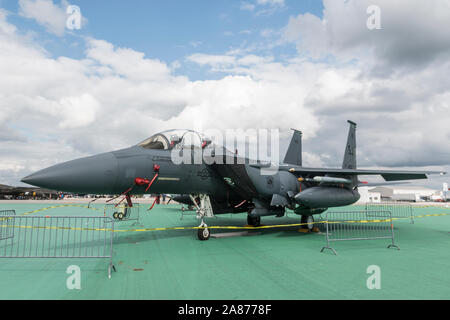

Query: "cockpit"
(138, 129), (213, 150)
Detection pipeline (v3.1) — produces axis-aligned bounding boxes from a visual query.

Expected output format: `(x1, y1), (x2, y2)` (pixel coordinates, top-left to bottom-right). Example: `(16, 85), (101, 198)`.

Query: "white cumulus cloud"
(0, 1), (449, 190)
(18, 0), (85, 36)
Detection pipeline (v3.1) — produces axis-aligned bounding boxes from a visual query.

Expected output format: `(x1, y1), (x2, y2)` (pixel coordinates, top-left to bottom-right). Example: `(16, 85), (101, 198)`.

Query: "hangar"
(0, 184), (59, 200)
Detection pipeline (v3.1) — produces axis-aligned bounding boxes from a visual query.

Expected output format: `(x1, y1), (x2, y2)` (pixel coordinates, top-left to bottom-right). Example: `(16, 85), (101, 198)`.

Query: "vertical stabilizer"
(284, 129), (302, 166)
(342, 120), (357, 170)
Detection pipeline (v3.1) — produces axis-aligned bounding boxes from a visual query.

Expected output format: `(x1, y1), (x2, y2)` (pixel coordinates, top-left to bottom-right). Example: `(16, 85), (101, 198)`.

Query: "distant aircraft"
(22, 121), (446, 240)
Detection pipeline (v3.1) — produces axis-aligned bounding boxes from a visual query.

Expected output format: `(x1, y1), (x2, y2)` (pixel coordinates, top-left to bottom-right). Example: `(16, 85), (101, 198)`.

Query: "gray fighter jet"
(22, 121), (446, 240)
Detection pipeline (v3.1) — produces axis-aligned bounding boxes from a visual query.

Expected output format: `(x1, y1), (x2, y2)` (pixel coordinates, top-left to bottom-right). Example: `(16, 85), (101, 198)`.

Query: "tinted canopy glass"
(137, 129), (234, 154)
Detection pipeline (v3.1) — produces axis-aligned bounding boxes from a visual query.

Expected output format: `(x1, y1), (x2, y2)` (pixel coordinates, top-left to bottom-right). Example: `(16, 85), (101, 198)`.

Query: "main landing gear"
(247, 215), (261, 227)
(300, 215), (315, 231)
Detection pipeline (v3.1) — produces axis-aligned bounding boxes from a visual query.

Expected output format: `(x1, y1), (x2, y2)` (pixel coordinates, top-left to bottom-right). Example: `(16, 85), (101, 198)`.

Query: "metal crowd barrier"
(0, 213), (116, 278)
(104, 203), (140, 225)
(365, 202), (414, 223)
(320, 210), (399, 255)
(0, 210), (15, 241)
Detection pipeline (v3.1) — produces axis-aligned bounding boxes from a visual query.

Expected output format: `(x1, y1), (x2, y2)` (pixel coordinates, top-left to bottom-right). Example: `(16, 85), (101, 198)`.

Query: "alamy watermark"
(66, 265), (81, 290)
(367, 5), (382, 30)
(366, 265), (381, 289)
(66, 5), (82, 30)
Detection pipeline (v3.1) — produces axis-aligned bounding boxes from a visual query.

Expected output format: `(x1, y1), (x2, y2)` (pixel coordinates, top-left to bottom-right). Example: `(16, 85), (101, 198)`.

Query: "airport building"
(358, 184), (449, 203)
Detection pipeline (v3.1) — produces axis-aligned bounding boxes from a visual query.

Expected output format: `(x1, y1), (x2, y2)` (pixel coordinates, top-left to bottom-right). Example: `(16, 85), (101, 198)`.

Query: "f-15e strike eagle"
(22, 121), (446, 240)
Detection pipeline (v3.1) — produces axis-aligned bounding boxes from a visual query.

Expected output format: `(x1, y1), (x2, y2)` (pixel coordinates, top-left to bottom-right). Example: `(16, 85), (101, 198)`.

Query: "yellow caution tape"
(1, 203), (449, 233)
(15, 203), (450, 218)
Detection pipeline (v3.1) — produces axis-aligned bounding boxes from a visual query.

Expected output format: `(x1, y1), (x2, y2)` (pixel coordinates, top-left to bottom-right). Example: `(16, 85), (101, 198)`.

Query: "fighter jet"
(22, 121), (446, 240)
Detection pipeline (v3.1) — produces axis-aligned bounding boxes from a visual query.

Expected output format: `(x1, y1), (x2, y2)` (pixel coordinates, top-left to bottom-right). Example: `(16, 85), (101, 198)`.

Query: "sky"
(0, 0), (449, 190)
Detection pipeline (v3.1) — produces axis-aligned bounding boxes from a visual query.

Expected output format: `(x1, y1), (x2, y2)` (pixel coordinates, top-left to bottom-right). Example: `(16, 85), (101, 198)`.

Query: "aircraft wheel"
(117, 212), (124, 220)
(247, 215), (261, 227)
(301, 215), (314, 230)
(197, 228), (210, 241)
(113, 212), (119, 220)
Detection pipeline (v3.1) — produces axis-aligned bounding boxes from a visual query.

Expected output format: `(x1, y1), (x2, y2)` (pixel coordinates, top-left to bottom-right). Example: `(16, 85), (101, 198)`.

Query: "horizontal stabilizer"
(381, 173), (427, 181)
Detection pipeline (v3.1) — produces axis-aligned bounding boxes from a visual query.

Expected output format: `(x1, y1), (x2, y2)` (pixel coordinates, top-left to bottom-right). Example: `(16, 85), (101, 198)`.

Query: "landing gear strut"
(189, 194), (214, 241)
(247, 215), (261, 227)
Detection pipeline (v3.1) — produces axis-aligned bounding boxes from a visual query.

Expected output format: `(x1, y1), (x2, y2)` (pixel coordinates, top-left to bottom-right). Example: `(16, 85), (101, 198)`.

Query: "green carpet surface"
(0, 202), (449, 300)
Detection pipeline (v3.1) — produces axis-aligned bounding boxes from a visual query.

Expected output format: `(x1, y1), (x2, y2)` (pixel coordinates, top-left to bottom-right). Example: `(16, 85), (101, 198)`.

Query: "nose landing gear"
(189, 194), (214, 241)
(197, 222), (210, 241)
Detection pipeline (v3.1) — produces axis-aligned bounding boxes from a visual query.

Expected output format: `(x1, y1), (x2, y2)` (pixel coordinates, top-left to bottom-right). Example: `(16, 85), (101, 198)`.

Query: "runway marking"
(20, 204), (102, 216)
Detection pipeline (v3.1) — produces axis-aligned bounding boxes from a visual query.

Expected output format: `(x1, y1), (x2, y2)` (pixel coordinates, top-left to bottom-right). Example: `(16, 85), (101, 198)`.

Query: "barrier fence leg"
(108, 260), (117, 279)
(387, 222), (400, 250)
(320, 246), (337, 255)
(320, 220), (337, 255)
(108, 220), (116, 279)
(387, 242), (400, 250)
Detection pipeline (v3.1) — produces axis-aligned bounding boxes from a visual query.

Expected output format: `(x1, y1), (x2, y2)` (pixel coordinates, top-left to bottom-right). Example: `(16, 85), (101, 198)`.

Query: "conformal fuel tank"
(294, 186), (360, 208)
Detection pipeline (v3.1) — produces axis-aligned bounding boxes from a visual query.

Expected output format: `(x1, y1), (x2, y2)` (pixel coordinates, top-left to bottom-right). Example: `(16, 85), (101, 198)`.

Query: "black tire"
(247, 215), (261, 227)
(113, 212), (118, 220)
(198, 228), (210, 241)
(118, 212), (124, 220)
(301, 215), (314, 230)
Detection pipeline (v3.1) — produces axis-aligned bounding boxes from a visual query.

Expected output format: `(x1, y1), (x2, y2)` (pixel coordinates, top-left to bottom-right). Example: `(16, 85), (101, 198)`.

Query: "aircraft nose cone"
(21, 152), (119, 194)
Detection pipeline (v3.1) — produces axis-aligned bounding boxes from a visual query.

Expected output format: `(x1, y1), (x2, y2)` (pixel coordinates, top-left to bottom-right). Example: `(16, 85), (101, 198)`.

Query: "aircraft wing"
(277, 165), (446, 181)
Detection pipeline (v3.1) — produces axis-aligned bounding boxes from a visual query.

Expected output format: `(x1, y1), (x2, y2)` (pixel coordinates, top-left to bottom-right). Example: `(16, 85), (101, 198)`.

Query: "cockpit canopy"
(138, 129), (213, 150)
